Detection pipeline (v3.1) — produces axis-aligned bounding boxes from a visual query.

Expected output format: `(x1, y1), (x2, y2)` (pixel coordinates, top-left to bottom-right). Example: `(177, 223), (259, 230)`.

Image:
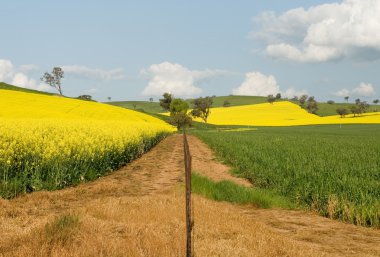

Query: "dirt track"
(0, 134), (379, 257)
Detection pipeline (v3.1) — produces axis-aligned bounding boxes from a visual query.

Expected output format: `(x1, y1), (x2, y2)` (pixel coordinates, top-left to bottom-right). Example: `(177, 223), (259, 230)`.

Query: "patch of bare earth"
(0, 134), (379, 257)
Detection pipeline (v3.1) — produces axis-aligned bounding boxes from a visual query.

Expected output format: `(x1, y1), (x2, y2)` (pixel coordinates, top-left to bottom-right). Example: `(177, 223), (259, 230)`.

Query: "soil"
(0, 134), (379, 257)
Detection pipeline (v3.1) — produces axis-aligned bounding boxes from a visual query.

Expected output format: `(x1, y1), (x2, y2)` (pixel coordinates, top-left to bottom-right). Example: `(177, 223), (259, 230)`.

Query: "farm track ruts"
(0, 134), (379, 257)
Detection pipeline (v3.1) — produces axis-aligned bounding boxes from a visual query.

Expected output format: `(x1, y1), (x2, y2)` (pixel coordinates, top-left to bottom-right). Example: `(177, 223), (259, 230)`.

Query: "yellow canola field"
(0, 89), (175, 197)
(196, 101), (380, 126)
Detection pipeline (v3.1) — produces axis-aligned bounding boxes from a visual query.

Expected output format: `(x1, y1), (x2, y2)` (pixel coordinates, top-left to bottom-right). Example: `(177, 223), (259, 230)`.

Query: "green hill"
(107, 95), (380, 117)
(289, 100), (379, 116)
(107, 101), (164, 113)
(0, 82), (54, 96)
(108, 95), (270, 114)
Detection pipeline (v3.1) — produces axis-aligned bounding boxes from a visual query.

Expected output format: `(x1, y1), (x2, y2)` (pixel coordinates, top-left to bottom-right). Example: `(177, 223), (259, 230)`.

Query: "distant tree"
(149, 97), (154, 102)
(327, 100), (335, 104)
(77, 95), (92, 101)
(275, 93), (281, 99)
(169, 98), (192, 131)
(159, 93), (173, 111)
(351, 105), (361, 117)
(344, 96), (349, 102)
(190, 96), (213, 123)
(107, 96), (111, 101)
(41, 67), (64, 95)
(223, 100), (231, 107)
(351, 100), (369, 117)
(299, 94), (308, 106)
(374, 99), (379, 112)
(358, 101), (369, 113)
(336, 108), (348, 118)
(132, 103), (137, 109)
(267, 94), (276, 104)
(306, 96), (318, 114)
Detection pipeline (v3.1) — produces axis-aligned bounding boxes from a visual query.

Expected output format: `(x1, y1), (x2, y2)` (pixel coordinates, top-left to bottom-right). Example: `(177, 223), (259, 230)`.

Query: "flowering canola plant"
(196, 101), (380, 126)
(0, 89), (175, 198)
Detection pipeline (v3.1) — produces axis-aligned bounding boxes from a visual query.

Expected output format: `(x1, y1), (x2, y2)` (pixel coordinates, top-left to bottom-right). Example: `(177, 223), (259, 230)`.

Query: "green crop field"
(191, 124), (380, 227)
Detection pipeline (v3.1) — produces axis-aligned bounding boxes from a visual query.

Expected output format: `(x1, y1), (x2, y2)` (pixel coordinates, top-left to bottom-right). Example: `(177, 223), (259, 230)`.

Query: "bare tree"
(41, 67), (64, 95)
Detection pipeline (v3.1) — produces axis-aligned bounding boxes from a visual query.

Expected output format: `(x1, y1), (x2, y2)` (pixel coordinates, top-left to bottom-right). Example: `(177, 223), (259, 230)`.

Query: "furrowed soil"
(0, 134), (379, 257)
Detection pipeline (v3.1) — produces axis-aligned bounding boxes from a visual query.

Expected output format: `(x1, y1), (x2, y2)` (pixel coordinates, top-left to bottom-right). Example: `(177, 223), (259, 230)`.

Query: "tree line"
(159, 93), (213, 131)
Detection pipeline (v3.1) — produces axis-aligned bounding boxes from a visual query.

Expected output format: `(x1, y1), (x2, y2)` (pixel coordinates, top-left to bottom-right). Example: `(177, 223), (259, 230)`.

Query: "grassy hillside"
(0, 82), (54, 96)
(312, 102), (379, 116)
(108, 101), (164, 113)
(108, 95), (269, 113)
(190, 95), (269, 107)
(108, 95), (380, 118)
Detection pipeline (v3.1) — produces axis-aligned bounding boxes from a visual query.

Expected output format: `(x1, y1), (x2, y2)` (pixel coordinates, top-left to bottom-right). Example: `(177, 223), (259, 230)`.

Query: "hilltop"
(0, 82), (54, 96)
(1, 83), (378, 117)
(109, 95), (379, 117)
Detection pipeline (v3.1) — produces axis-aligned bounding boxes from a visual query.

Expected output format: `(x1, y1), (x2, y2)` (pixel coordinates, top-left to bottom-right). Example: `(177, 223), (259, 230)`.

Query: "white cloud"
(333, 83), (376, 97)
(333, 88), (351, 97)
(253, 0), (380, 62)
(232, 72), (280, 96)
(0, 59), (14, 81)
(11, 73), (51, 91)
(283, 87), (308, 99)
(62, 65), (125, 80)
(352, 82), (376, 96)
(0, 59), (50, 91)
(232, 71), (306, 98)
(141, 62), (229, 98)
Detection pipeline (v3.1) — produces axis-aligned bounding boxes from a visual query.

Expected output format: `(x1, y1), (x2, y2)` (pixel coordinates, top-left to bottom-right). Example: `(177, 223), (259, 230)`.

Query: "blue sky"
(1, 0), (379, 102)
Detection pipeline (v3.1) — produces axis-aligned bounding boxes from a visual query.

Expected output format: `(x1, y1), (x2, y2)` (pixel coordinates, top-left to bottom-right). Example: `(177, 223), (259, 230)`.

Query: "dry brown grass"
(1, 191), (323, 257)
(0, 134), (379, 257)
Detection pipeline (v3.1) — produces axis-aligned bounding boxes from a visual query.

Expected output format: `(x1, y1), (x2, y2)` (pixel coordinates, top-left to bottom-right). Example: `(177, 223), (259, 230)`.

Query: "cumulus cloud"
(141, 62), (229, 97)
(352, 83), (376, 96)
(232, 72), (280, 96)
(62, 65), (125, 80)
(333, 88), (351, 97)
(0, 59), (50, 91)
(333, 83), (376, 97)
(232, 71), (306, 98)
(253, 0), (380, 62)
(0, 59), (14, 81)
(282, 87), (308, 99)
